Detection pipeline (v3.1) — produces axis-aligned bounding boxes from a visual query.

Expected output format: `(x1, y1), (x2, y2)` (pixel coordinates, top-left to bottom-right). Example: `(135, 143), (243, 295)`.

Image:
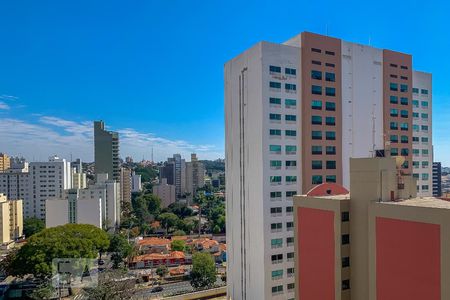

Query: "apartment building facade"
(433, 162), (442, 197)
(0, 153), (10, 172)
(225, 32), (433, 300)
(94, 120), (120, 181)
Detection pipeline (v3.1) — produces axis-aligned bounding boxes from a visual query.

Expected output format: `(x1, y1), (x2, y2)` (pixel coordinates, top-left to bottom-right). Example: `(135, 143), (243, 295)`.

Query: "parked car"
(151, 286), (164, 293)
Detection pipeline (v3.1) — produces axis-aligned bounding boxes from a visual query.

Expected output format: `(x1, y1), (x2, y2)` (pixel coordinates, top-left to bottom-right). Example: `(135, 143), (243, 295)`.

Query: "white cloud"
(0, 101), (10, 110)
(0, 95), (18, 101)
(0, 116), (224, 162)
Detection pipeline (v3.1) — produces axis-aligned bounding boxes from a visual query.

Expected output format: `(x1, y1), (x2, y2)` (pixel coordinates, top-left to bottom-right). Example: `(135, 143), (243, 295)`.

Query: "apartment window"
(413, 112), (419, 118)
(391, 148), (398, 156)
(270, 113), (281, 121)
(270, 129), (281, 136)
(325, 72), (336, 82)
(421, 89), (429, 95)
(412, 100), (419, 107)
(326, 175), (337, 183)
(285, 99), (297, 107)
(422, 185), (429, 190)
(270, 191), (282, 199)
(312, 160), (322, 169)
(400, 123), (408, 131)
(272, 285), (283, 294)
(423, 149), (429, 155)
(271, 223), (282, 231)
(422, 125), (429, 131)
(326, 131), (336, 140)
(270, 97), (281, 105)
(312, 60), (322, 65)
(286, 161), (297, 168)
(312, 175), (323, 184)
(413, 161), (419, 168)
(270, 160), (282, 169)
(400, 135), (408, 143)
(326, 101), (336, 111)
(325, 116), (336, 126)
(286, 176), (297, 183)
(390, 74), (398, 79)
(312, 146), (322, 155)
(311, 70), (322, 80)
(326, 146), (336, 155)
(342, 211), (349, 222)
(271, 270), (283, 280)
(285, 83), (297, 92)
(285, 145), (297, 155)
(326, 62), (335, 67)
(390, 135), (398, 143)
(400, 97), (408, 105)
(390, 96), (398, 104)
(287, 252), (294, 261)
(286, 191), (297, 197)
(284, 115), (296, 122)
(271, 207), (282, 216)
(286, 222), (294, 231)
(286, 207), (293, 214)
(400, 110), (408, 118)
(271, 254), (283, 264)
(412, 149), (420, 156)
(401, 76), (408, 80)
(413, 173), (419, 179)
(312, 115), (322, 125)
(270, 82), (281, 89)
(390, 83), (398, 91)
(287, 283), (295, 291)
(421, 101), (429, 108)
(285, 68), (296, 76)
(390, 109), (398, 117)
(342, 234), (350, 245)
(390, 63), (398, 68)
(422, 173), (429, 180)
(400, 84), (408, 92)
(270, 65), (281, 73)
(401, 65), (408, 70)
(421, 137), (429, 143)
(401, 148), (409, 156)
(311, 48), (321, 53)
(270, 145), (282, 154)
(326, 87), (336, 96)
(326, 160), (336, 169)
(413, 124), (420, 132)
(412, 88), (419, 94)
(412, 136), (419, 142)
(311, 100), (322, 110)
(285, 130), (297, 137)
(422, 161), (429, 168)
(421, 113), (428, 119)
(312, 85), (322, 95)
(271, 239), (283, 249)
(270, 176), (282, 184)
(342, 257), (350, 268)
(287, 268), (295, 277)
(342, 280), (351, 291)
(312, 131), (322, 140)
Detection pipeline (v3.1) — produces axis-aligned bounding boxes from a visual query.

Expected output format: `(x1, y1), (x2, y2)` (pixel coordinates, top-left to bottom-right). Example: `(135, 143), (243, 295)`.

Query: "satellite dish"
(393, 156), (405, 168)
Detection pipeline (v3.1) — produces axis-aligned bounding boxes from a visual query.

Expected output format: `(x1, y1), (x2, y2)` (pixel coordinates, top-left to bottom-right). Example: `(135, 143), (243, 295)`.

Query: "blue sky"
(0, 0), (449, 164)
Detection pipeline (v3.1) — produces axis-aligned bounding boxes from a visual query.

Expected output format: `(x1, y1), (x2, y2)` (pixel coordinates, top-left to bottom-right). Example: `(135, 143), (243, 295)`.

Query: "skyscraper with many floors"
(225, 31), (433, 299)
(94, 120), (120, 181)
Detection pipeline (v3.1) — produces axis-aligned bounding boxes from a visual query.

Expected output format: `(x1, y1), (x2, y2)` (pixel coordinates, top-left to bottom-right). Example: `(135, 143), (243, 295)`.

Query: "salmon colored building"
(294, 157), (450, 300)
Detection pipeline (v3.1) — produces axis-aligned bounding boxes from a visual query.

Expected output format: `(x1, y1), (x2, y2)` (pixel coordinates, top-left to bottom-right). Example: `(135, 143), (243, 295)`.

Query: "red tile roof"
(138, 237), (171, 247)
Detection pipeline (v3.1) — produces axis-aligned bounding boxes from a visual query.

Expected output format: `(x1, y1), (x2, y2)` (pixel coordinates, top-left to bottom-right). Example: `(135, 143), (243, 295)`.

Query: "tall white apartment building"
(0, 156), (72, 220)
(225, 32), (433, 299)
(412, 71), (433, 196)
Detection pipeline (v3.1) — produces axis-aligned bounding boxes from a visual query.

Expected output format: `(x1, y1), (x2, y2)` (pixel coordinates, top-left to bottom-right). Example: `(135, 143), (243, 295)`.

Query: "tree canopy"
(190, 252), (216, 289)
(11, 224), (110, 277)
(171, 239), (186, 251)
(108, 233), (132, 269)
(23, 217), (45, 237)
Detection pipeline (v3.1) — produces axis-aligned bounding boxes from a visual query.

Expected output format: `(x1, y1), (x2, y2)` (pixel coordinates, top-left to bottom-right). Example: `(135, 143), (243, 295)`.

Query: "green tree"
(23, 217), (45, 237)
(156, 265), (168, 278)
(11, 224), (109, 278)
(212, 225), (221, 234)
(84, 269), (135, 300)
(158, 213), (179, 233)
(171, 240), (186, 251)
(29, 282), (55, 300)
(190, 252), (216, 289)
(108, 234), (132, 269)
(172, 230), (186, 236)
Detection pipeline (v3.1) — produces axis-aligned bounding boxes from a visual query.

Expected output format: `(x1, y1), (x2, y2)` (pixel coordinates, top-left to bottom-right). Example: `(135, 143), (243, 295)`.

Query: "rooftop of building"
(379, 196), (450, 209)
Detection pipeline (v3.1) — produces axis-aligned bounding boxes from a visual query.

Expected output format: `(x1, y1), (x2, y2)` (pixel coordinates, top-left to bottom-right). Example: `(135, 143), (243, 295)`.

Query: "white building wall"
(45, 199), (68, 228)
(412, 71), (433, 196)
(131, 173), (142, 193)
(341, 42), (384, 188)
(226, 41), (300, 300)
(153, 178), (176, 208)
(77, 197), (102, 228)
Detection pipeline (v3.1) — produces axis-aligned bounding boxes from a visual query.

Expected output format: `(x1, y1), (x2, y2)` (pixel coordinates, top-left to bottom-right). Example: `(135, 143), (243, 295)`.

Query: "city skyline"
(1, 1), (449, 165)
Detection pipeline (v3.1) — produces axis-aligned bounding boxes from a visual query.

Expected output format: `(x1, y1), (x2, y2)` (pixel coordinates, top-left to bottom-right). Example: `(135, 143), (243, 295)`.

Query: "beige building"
(153, 178), (176, 208)
(0, 194), (23, 243)
(0, 153), (10, 172)
(185, 153), (205, 200)
(72, 171), (87, 189)
(120, 167), (132, 203)
(294, 156), (450, 300)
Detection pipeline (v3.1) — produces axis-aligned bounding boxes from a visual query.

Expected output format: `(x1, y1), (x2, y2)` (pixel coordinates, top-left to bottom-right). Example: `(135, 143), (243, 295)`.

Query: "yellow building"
(0, 194), (23, 243)
(0, 153), (10, 172)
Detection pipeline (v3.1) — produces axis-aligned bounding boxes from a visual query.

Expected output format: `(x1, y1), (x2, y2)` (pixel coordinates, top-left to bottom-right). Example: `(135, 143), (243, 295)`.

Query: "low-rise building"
(137, 237), (171, 254)
(130, 251), (185, 269)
